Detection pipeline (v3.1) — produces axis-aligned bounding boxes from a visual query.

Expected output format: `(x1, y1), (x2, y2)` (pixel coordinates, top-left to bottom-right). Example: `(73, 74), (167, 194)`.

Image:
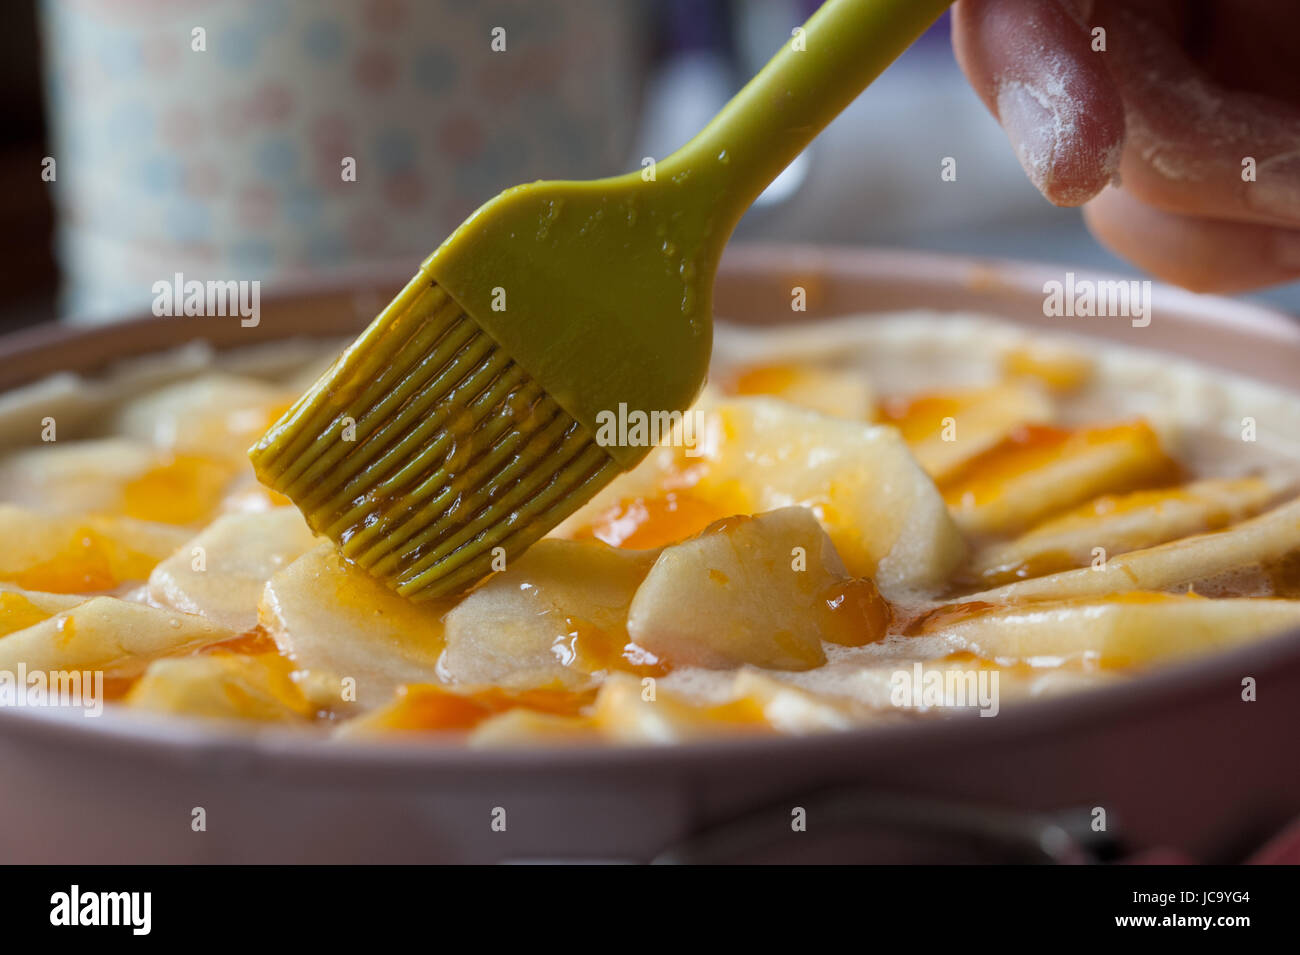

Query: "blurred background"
(3, 0), (1298, 332)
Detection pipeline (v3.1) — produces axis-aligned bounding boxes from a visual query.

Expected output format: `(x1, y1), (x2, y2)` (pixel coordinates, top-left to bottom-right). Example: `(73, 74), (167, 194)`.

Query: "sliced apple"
(1022, 668), (1122, 698)
(967, 494), (1300, 603)
(783, 658), (1010, 713)
(879, 381), (1054, 483)
(564, 486), (734, 551)
(469, 709), (601, 747)
(627, 507), (889, 671)
(0, 586), (85, 637)
(592, 673), (767, 744)
(441, 539), (661, 689)
(259, 543), (449, 708)
(549, 389), (725, 545)
(336, 682), (594, 736)
(0, 373), (100, 450)
(730, 669), (871, 733)
(553, 393), (966, 593)
(694, 397), (966, 596)
(970, 475), (1290, 584)
(940, 420), (1180, 538)
(148, 508), (319, 632)
(811, 657), (1116, 712)
(217, 472), (293, 514)
(0, 505), (190, 594)
(0, 596), (229, 675)
(1000, 343), (1094, 392)
(722, 361), (875, 420)
(125, 651), (311, 722)
(921, 592), (1300, 667)
(0, 438), (154, 515)
(0, 438), (237, 525)
(111, 373), (293, 463)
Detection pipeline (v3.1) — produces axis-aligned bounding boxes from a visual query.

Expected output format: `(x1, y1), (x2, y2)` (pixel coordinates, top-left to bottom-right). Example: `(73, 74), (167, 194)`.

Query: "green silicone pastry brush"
(250, 0), (953, 601)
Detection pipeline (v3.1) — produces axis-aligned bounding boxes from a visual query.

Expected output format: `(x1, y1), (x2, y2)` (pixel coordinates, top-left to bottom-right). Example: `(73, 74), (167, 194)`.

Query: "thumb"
(952, 0), (1125, 206)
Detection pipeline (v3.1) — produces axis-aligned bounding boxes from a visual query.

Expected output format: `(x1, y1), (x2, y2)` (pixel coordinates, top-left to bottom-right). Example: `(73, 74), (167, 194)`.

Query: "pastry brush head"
(249, 277), (622, 601)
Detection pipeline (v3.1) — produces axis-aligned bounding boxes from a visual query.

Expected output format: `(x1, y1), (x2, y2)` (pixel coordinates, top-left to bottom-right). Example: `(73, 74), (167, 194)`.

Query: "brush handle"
(663, 0), (953, 235)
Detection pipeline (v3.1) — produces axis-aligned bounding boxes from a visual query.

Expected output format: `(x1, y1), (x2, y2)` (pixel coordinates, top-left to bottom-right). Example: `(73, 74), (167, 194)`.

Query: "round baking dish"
(1, 246), (1297, 864)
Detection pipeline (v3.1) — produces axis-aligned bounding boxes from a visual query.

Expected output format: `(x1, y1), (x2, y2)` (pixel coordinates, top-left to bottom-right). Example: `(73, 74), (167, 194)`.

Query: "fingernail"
(996, 80), (1097, 205)
(997, 82), (1058, 194)
(1246, 152), (1300, 222)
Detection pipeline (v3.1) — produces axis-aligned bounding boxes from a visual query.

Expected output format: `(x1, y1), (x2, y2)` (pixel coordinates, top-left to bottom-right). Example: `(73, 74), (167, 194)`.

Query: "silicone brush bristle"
(250, 280), (620, 601)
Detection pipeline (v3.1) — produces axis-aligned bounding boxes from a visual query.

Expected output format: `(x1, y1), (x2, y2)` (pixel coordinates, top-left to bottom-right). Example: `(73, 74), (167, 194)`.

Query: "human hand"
(952, 0), (1300, 292)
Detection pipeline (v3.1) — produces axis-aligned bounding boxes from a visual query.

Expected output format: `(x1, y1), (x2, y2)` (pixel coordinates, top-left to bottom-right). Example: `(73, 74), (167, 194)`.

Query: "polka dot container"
(38, 0), (644, 322)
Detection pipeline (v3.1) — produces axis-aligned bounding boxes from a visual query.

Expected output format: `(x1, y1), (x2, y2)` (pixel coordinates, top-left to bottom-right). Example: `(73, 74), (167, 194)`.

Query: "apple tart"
(1, 314), (1297, 744)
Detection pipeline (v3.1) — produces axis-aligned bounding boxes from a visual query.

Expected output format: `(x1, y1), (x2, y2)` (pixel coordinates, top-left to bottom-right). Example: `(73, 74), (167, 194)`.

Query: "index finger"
(952, 0), (1126, 206)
